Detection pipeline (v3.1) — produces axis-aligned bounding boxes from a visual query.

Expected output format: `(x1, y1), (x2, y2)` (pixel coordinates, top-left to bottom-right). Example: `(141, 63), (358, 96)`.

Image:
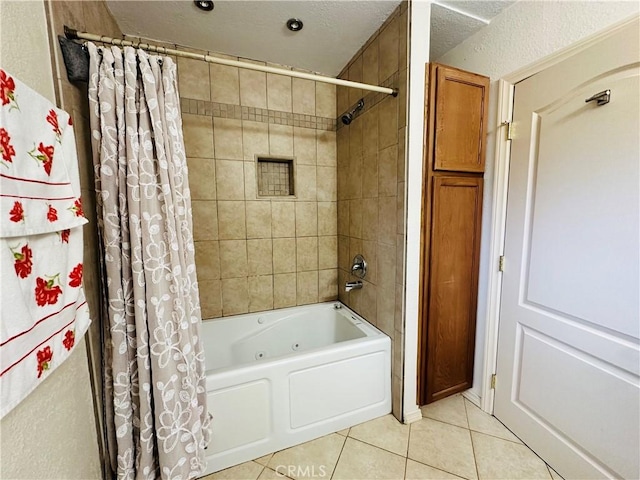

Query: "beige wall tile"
(222, 277), (249, 315)
(318, 236), (338, 270)
(347, 155), (363, 200)
(397, 182), (405, 235)
(177, 56), (210, 101)
(267, 73), (292, 112)
(216, 160), (245, 200)
(362, 38), (379, 86)
(377, 243), (396, 290)
(315, 83), (336, 118)
(349, 237), (363, 269)
(317, 130), (337, 167)
(337, 201), (349, 236)
(274, 273), (296, 308)
(273, 238), (296, 274)
(397, 127), (406, 180)
(194, 240), (220, 280)
(296, 165), (317, 201)
(378, 97), (398, 150)
(244, 161), (257, 200)
(337, 85), (349, 117)
(362, 152), (379, 199)
(377, 289), (395, 336)
(362, 106), (379, 157)
(398, 9), (408, 71)
(398, 69), (408, 129)
(319, 269), (338, 302)
(187, 158), (216, 200)
(297, 271), (319, 305)
(379, 16), (399, 81)
(348, 55), (364, 106)
(272, 201), (296, 237)
(192, 200), (218, 241)
(396, 234), (405, 286)
(183, 114), (214, 158)
(246, 201), (272, 238)
(348, 116), (363, 160)
(362, 240), (378, 284)
(296, 237), (318, 272)
(338, 268), (349, 304)
(378, 145), (398, 197)
(349, 199), (363, 239)
(395, 283), (405, 333)
(317, 166), (337, 202)
(362, 198), (379, 242)
(378, 196), (396, 246)
(210, 63), (240, 105)
(359, 280), (378, 325)
(214, 118), (243, 160)
(269, 124), (294, 157)
(217, 200), (246, 240)
(239, 68), (267, 108)
(247, 239), (273, 275)
(295, 202), (318, 237)
(219, 239), (248, 279)
(292, 78), (315, 115)
(318, 202), (337, 236)
(293, 127), (316, 165)
(249, 275), (274, 312)
(242, 121), (269, 160)
(338, 235), (350, 272)
(199, 279), (222, 319)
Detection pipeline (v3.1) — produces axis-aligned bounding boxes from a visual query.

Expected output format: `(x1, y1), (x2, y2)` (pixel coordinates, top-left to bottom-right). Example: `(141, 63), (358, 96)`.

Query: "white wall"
(436, 0), (640, 400)
(0, 1), (102, 478)
(403, 0), (430, 423)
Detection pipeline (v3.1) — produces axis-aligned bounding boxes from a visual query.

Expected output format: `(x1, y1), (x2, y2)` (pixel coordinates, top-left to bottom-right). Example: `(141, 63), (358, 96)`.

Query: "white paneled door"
(495, 18), (640, 480)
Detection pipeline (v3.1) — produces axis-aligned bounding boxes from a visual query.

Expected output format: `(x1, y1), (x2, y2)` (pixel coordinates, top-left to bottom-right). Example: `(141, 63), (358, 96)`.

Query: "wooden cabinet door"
(425, 175), (483, 403)
(432, 64), (489, 173)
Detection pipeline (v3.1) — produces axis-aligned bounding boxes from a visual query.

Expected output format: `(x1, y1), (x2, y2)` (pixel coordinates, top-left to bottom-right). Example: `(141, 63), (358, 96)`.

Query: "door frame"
(479, 13), (640, 414)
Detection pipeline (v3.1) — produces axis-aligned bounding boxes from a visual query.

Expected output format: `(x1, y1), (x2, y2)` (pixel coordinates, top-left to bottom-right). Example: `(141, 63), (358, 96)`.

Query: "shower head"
(341, 99), (365, 125)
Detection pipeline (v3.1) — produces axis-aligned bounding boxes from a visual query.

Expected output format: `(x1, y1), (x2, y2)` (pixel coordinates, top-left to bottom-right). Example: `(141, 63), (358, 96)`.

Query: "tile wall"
(336, 2), (410, 420)
(177, 53), (338, 318)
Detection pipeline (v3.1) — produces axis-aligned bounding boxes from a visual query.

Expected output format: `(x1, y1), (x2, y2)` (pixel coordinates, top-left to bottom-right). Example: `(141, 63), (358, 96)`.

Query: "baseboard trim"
(462, 390), (482, 409)
(403, 406), (423, 424)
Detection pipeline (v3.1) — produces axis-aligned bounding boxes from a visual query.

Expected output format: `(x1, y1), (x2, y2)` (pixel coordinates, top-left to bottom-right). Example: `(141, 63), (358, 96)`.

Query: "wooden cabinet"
(419, 63), (489, 405)
(433, 65), (489, 173)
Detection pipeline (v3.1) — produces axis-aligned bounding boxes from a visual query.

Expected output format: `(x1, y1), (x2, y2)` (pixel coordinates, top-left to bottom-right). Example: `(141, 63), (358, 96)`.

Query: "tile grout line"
(344, 432), (409, 460)
(329, 432), (349, 480)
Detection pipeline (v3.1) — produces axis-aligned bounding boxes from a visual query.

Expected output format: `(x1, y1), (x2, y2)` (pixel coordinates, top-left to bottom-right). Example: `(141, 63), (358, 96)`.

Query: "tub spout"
(345, 281), (363, 292)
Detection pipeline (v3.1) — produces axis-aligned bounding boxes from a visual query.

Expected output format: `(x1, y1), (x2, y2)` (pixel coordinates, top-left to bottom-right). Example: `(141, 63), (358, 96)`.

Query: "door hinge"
(502, 121), (513, 141)
(498, 255), (505, 272)
(491, 374), (497, 389)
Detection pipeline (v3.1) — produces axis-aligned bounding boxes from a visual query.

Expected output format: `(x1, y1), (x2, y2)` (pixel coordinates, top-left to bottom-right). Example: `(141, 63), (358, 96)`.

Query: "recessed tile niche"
(256, 157), (295, 197)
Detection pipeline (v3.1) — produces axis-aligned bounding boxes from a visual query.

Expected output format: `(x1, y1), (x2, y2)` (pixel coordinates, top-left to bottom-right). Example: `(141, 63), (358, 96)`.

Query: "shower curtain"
(87, 44), (210, 479)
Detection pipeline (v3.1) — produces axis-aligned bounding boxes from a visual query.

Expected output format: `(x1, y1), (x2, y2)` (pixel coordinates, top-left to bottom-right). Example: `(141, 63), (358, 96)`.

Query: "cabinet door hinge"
(498, 255), (505, 272)
(490, 374), (497, 389)
(501, 121), (513, 141)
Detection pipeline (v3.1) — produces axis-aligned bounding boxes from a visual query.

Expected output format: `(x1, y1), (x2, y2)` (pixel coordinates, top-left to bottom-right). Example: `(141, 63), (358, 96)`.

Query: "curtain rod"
(64, 26), (398, 97)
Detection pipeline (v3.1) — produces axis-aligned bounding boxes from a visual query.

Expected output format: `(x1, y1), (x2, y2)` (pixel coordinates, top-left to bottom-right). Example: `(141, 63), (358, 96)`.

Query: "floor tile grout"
(329, 430), (348, 480)
(344, 435), (408, 460)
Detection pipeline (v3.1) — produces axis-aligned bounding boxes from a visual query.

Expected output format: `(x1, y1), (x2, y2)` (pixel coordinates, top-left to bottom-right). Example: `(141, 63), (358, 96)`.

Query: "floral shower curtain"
(87, 44), (210, 479)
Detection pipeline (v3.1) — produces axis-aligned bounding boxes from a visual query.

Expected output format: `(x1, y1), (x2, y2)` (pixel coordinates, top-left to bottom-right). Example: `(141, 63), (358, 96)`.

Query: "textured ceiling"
(104, 0), (515, 77)
(430, 1), (516, 59)
(105, 0), (402, 76)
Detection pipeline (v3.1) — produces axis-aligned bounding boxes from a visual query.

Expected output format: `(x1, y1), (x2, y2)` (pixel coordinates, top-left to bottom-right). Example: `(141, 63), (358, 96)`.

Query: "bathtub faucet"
(345, 281), (363, 292)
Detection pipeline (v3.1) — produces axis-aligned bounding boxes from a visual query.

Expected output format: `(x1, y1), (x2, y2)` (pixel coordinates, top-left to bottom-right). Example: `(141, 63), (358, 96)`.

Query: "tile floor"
(202, 394), (564, 480)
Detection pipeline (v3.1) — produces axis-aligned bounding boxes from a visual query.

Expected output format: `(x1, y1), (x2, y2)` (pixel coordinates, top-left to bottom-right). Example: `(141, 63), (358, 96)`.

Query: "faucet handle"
(350, 254), (367, 279)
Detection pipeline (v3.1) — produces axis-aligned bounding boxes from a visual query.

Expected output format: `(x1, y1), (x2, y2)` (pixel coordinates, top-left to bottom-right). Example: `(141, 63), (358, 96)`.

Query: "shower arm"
(64, 26), (399, 97)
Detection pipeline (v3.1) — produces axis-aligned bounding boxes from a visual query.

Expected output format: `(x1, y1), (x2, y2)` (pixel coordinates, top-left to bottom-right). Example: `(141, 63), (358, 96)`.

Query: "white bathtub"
(201, 302), (391, 474)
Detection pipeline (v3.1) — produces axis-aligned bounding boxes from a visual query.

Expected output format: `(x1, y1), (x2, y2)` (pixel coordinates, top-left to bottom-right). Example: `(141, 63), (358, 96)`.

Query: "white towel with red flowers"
(0, 69), (91, 418)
